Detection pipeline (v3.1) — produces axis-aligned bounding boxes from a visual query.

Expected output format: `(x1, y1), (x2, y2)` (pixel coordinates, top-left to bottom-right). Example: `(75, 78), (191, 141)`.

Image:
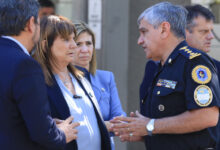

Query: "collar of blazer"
(79, 77), (103, 120)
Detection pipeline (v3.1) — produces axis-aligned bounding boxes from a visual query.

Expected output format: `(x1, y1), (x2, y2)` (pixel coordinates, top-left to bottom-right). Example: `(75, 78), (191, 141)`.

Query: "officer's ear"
(160, 22), (170, 39)
(185, 29), (191, 38)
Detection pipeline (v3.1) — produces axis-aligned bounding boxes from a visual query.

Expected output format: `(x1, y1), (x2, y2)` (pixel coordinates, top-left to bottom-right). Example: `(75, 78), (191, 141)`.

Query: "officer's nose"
(137, 36), (144, 45)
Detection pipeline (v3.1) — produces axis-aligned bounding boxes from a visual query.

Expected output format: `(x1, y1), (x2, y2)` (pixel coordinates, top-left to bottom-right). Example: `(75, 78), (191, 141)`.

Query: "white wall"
(191, 0), (214, 7)
(209, 24), (220, 60)
(53, 0), (74, 20)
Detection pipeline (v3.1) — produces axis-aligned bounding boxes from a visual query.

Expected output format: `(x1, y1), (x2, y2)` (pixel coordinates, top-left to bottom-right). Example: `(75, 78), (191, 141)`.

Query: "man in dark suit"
(0, 0), (79, 149)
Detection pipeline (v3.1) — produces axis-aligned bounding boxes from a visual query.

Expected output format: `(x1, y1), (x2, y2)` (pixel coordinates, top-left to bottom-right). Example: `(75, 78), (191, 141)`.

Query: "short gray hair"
(137, 2), (188, 38)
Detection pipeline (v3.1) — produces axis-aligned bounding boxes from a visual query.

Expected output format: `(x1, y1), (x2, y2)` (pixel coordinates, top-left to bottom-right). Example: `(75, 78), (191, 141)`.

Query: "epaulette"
(179, 46), (201, 59)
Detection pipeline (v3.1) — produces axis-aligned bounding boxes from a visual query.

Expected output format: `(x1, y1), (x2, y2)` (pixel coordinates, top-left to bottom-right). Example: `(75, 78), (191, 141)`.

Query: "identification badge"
(156, 79), (177, 89)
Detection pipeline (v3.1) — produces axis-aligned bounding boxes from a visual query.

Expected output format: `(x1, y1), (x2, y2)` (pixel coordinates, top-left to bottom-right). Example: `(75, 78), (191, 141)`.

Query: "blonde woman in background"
(72, 22), (126, 150)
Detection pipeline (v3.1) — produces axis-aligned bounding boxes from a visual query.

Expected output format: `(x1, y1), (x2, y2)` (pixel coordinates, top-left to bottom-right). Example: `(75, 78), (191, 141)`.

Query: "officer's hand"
(110, 110), (150, 137)
(56, 116), (80, 143)
(110, 118), (144, 142)
(130, 111), (136, 117)
(119, 135), (144, 142)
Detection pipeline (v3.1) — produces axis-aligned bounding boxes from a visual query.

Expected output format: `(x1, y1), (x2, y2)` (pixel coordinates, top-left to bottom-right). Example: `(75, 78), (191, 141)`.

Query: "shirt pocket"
(153, 86), (175, 96)
(152, 86), (186, 117)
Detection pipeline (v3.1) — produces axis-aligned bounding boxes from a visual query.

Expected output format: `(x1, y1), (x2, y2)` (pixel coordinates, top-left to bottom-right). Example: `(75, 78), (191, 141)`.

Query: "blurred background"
(50, 0), (220, 149)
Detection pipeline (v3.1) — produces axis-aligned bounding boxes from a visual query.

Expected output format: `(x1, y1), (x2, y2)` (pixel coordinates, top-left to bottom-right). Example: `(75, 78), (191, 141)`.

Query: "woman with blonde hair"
(34, 15), (111, 150)
(72, 22), (126, 150)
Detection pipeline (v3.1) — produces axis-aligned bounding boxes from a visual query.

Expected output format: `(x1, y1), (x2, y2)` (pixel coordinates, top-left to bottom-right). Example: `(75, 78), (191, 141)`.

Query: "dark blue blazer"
(0, 37), (66, 150)
(46, 74), (111, 150)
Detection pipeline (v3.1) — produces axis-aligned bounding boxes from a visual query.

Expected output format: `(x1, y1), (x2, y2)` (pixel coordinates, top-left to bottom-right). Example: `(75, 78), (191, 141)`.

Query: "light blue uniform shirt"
(55, 73), (101, 150)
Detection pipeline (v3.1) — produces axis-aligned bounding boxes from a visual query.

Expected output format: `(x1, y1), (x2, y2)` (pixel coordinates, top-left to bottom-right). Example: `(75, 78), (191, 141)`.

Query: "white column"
(55, 0), (74, 20)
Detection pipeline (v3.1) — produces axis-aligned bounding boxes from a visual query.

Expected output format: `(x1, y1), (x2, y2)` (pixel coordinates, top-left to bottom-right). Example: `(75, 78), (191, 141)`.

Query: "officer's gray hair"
(137, 2), (188, 38)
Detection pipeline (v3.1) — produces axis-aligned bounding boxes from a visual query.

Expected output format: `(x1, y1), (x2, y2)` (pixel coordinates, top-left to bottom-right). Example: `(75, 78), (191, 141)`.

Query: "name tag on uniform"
(156, 79), (177, 89)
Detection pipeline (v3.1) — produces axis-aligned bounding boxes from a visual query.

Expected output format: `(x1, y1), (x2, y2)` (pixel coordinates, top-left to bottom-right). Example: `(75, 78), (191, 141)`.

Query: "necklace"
(59, 72), (75, 95)
(61, 73), (71, 86)
(63, 77), (70, 86)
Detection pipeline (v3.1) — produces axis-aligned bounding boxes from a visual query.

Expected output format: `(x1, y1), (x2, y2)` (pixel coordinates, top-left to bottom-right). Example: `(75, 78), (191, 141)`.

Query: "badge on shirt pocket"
(194, 85), (212, 107)
(156, 79), (177, 89)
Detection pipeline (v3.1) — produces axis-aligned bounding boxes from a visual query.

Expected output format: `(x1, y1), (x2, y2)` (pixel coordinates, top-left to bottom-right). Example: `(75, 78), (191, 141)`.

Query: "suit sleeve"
(12, 58), (66, 149)
(109, 72), (126, 120)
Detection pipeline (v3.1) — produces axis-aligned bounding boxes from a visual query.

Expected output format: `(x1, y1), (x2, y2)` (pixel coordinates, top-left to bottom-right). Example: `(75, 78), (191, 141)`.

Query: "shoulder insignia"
(179, 46), (201, 59)
(191, 65), (212, 84)
(194, 85), (212, 107)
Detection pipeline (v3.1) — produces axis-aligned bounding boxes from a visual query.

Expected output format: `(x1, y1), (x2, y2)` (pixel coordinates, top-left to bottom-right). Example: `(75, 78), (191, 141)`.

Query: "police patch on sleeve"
(194, 85), (212, 107)
(191, 65), (212, 84)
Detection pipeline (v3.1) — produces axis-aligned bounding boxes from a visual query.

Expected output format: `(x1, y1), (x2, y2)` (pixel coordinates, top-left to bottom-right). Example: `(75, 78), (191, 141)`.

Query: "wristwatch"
(146, 119), (155, 136)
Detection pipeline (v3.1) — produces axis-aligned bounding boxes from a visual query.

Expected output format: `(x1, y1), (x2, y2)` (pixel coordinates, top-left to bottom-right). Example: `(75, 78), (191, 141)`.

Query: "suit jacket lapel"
(47, 75), (70, 119)
(80, 78), (103, 119)
(75, 66), (102, 103)
(76, 77), (111, 150)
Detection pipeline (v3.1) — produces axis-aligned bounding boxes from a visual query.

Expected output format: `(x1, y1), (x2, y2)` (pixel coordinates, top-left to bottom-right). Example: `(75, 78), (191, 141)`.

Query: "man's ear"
(24, 16), (36, 33)
(185, 29), (191, 37)
(185, 29), (192, 42)
(160, 22), (170, 39)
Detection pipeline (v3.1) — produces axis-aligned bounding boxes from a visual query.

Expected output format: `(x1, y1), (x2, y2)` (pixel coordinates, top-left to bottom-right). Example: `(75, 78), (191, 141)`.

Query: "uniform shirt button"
(157, 91), (160, 95)
(168, 58), (172, 64)
(158, 104), (165, 111)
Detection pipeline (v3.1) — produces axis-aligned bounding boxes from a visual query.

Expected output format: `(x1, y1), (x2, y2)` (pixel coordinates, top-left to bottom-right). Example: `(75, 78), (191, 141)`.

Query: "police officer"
(140, 4), (220, 118)
(185, 5), (220, 78)
(111, 2), (220, 150)
(140, 4), (220, 149)
(185, 4), (220, 147)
